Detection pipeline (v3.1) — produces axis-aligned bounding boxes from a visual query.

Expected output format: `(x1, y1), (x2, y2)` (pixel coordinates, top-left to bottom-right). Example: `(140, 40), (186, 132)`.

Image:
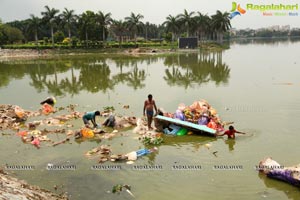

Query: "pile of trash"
(170, 99), (224, 132)
(0, 105), (35, 130)
(134, 118), (164, 145)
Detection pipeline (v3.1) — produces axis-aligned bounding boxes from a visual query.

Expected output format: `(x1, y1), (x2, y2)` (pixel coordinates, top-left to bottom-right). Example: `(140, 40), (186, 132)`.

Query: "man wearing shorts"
(143, 94), (158, 130)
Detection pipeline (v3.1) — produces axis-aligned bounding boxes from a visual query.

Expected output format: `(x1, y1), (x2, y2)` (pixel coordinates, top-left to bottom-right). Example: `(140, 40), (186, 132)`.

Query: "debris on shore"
(0, 169), (68, 200)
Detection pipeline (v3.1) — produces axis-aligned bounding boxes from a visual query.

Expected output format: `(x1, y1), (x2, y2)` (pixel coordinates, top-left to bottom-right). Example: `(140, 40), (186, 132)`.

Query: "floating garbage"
(81, 128), (94, 138)
(14, 106), (25, 118)
(31, 137), (40, 148)
(42, 104), (54, 115)
(112, 184), (134, 197)
(258, 157), (300, 187)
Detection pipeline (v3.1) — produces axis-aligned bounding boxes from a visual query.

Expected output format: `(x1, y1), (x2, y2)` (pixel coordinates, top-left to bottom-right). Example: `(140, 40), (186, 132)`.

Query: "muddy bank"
(0, 169), (68, 200)
(0, 48), (172, 61)
(0, 49), (51, 60)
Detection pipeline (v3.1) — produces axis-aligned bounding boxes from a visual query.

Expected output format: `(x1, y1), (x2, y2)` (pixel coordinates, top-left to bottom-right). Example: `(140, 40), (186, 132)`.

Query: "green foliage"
(142, 136), (163, 145)
(103, 106), (115, 112)
(112, 184), (123, 193)
(71, 36), (78, 47)
(43, 37), (49, 44)
(0, 25), (24, 44)
(53, 31), (65, 43)
(163, 32), (172, 42)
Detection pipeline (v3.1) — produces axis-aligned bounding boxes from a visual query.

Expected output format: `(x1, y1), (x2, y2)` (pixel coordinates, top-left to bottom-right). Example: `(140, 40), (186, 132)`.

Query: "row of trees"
(0, 6), (232, 46)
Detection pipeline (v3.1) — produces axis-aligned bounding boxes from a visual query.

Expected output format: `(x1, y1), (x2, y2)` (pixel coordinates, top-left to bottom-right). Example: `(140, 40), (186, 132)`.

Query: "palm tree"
(195, 12), (211, 42)
(96, 11), (112, 42)
(61, 8), (76, 38)
(28, 14), (40, 44)
(211, 10), (231, 43)
(79, 11), (96, 42)
(177, 9), (195, 37)
(111, 20), (127, 47)
(163, 15), (179, 42)
(41, 6), (60, 46)
(125, 12), (144, 44)
(126, 64), (146, 90)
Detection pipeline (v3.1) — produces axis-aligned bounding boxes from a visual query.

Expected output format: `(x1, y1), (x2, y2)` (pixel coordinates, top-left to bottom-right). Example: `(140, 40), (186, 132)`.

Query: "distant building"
(268, 25), (280, 31)
(281, 25), (290, 31)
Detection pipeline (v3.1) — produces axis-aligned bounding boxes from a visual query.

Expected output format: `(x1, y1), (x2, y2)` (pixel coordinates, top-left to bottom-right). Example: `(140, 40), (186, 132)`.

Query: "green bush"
(54, 31), (65, 43)
(43, 37), (49, 44)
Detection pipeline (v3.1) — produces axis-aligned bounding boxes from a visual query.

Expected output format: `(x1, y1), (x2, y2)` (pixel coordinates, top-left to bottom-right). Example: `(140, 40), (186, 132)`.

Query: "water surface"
(1, 38), (300, 200)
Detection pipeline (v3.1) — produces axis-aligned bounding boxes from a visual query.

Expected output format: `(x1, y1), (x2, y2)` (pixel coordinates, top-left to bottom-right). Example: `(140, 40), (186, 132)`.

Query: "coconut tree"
(96, 11), (112, 42)
(177, 9), (195, 37)
(78, 11), (96, 42)
(211, 10), (231, 43)
(28, 14), (40, 44)
(163, 15), (179, 42)
(61, 8), (76, 38)
(125, 12), (144, 44)
(110, 20), (127, 47)
(41, 6), (60, 46)
(195, 12), (211, 42)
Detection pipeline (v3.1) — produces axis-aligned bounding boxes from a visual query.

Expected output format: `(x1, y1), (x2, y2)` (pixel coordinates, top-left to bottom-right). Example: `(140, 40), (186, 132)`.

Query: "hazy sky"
(1, 0), (300, 29)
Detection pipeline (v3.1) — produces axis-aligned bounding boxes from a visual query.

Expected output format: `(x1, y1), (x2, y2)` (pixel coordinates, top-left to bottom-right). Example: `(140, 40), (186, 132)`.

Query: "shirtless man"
(143, 94), (158, 130)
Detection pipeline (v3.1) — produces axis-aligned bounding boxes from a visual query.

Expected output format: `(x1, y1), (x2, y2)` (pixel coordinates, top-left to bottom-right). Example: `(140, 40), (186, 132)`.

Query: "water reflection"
(231, 37), (300, 46)
(224, 139), (236, 151)
(0, 52), (230, 94)
(164, 52), (230, 88)
(258, 173), (300, 200)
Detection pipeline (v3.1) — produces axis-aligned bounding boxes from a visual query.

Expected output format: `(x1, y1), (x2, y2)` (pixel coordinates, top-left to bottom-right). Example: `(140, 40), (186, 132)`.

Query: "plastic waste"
(31, 137), (40, 147)
(14, 106), (25, 118)
(81, 128), (94, 138)
(126, 151), (137, 161)
(17, 130), (28, 137)
(163, 124), (181, 135)
(42, 103), (54, 115)
(176, 128), (188, 136)
(136, 148), (151, 157)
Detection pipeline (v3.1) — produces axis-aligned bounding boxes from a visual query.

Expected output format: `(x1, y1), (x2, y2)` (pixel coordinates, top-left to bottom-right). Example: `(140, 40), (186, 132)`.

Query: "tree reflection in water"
(0, 52), (230, 95)
(164, 52), (230, 88)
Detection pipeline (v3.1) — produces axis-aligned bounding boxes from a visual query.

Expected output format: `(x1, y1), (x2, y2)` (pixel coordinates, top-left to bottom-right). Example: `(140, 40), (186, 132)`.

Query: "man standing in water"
(143, 94), (158, 130)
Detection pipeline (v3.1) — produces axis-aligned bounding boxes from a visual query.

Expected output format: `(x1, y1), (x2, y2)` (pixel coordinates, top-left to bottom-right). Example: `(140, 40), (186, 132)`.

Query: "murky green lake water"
(1, 38), (300, 200)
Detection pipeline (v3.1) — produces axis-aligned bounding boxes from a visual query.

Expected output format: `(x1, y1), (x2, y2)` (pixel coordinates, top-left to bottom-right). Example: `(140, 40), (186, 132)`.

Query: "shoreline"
(0, 45), (225, 61)
(0, 48), (179, 61)
(0, 169), (68, 200)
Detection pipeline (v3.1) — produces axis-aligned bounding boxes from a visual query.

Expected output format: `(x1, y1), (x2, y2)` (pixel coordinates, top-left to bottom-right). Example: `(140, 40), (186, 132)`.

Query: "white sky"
(0, 0), (300, 29)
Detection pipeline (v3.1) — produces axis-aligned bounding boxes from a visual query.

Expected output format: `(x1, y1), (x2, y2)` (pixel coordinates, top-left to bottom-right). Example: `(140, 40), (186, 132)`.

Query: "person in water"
(218, 125), (245, 139)
(82, 111), (100, 128)
(143, 94), (158, 130)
